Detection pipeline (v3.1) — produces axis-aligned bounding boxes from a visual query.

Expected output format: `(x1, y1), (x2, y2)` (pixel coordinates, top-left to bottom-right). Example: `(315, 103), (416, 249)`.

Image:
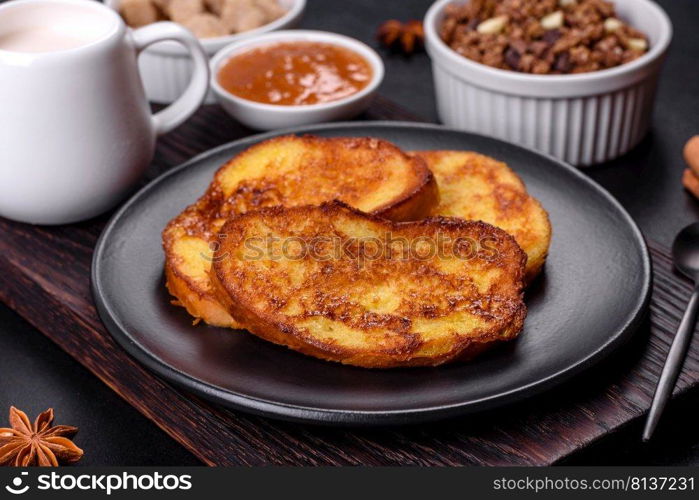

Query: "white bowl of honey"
(210, 30), (385, 130)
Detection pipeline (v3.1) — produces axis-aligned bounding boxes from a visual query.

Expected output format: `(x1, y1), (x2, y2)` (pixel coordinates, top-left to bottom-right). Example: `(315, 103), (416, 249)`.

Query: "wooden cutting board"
(1, 97), (697, 465)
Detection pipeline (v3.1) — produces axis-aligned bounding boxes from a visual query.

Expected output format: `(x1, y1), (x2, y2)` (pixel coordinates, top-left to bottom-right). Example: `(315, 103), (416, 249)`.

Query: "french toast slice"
(413, 151), (551, 283)
(163, 135), (438, 328)
(210, 201), (527, 368)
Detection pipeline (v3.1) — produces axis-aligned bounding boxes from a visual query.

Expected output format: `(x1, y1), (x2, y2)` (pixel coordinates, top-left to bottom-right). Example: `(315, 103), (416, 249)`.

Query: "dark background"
(0, 0), (698, 465)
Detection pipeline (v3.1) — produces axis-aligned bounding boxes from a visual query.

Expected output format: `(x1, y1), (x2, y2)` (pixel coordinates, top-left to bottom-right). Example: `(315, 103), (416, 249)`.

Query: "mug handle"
(132, 23), (210, 136)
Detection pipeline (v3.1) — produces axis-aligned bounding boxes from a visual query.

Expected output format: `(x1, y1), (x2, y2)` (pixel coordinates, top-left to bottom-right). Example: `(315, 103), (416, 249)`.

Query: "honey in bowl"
(217, 41), (373, 106)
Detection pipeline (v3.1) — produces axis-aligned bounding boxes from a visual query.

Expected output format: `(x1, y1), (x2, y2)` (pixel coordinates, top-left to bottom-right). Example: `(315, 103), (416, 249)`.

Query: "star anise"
(377, 19), (425, 55)
(0, 407), (83, 467)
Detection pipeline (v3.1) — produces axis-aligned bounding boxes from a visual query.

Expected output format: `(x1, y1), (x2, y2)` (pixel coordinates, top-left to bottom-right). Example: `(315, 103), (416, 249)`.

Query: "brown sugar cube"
(120, 0), (159, 27)
(181, 12), (228, 38)
(682, 169), (699, 200)
(684, 136), (699, 179)
(168, 0), (205, 23)
(236, 6), (268, 31)
(217, 0), (247, 32)
(256, 0), (287, 20)
(220, 0), (268, 33)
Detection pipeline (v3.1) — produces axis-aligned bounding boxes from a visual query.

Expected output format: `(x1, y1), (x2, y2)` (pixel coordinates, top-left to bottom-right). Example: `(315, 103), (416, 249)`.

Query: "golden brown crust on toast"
(210, 201), (527, 368)
(413, 151), (551, 283)
(163, 135), (438, 327)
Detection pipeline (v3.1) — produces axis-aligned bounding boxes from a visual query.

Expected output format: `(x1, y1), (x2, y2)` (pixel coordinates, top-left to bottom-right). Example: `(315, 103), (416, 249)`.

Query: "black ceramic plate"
(92, 122), (651, 425)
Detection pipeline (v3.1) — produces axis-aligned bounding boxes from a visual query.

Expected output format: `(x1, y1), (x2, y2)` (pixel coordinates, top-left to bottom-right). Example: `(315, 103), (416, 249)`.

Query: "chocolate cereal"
(440, 0), (649, 74)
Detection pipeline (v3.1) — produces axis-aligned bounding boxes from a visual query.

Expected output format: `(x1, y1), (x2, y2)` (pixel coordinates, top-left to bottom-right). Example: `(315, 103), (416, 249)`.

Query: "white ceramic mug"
(0, 0), (210, 224)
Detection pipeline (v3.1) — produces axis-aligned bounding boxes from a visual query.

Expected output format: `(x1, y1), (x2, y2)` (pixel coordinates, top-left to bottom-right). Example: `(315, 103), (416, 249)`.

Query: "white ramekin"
(209, 30), (385, 130)
(105, 0), (305, 103)
(425, 0), (672, 166)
